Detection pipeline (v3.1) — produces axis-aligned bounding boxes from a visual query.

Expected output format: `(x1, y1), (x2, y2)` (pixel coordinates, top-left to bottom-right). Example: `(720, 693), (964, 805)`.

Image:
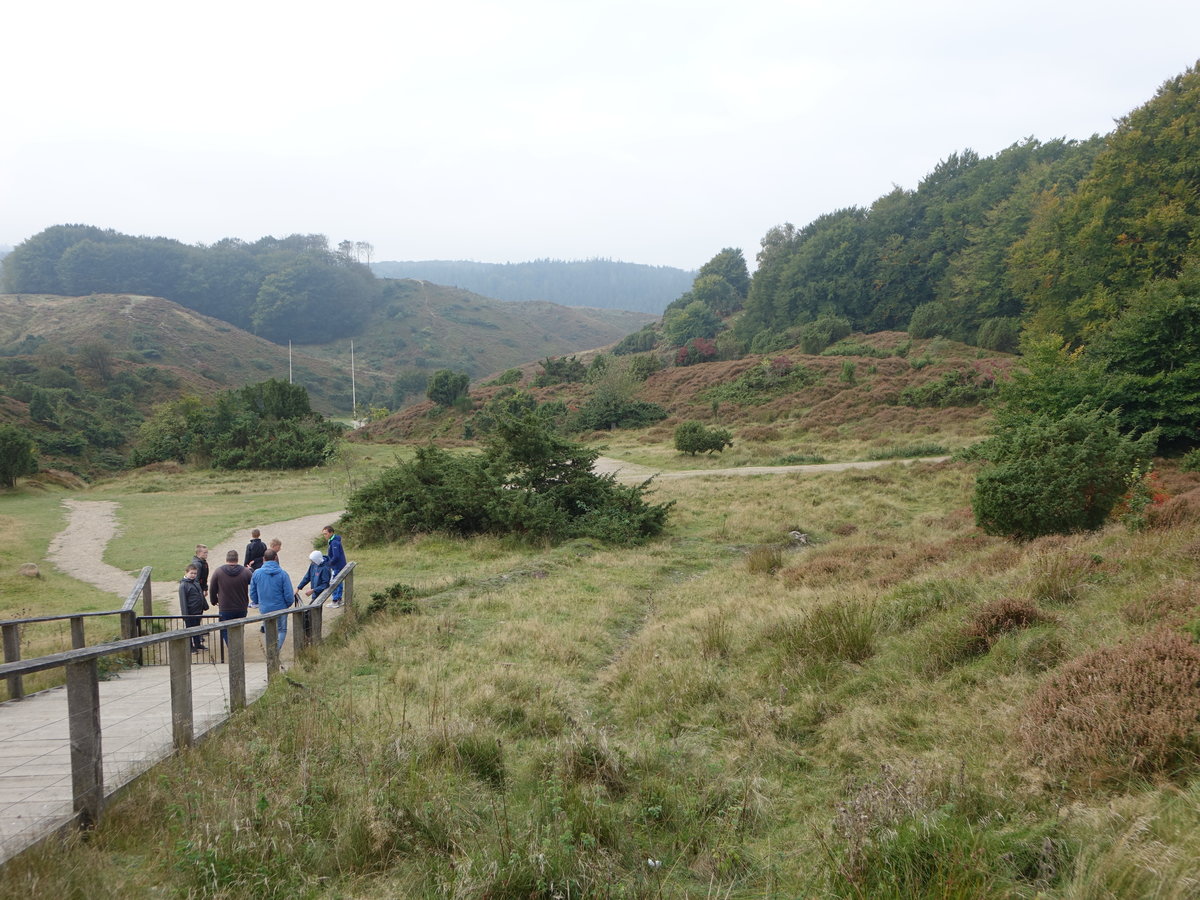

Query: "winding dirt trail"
(47, 502), (344, 605)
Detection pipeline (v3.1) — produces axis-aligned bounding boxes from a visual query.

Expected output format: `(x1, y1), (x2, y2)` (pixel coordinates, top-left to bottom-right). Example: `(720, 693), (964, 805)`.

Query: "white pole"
(288, 341), (293, 384)
(351, 340), (357, 419)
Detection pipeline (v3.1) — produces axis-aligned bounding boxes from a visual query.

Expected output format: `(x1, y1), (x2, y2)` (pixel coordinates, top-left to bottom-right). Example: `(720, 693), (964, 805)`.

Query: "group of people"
(177, 525), (347, 653)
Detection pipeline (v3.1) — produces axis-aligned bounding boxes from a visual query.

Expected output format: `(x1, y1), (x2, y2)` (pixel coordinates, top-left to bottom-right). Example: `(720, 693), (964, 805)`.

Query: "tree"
(970, 407), (1155, 540)
(0, 425), (38, 487)
(697, 248), (750, 299)
(661, 300), (720, 347)
(426, 369), (470, 406)
(674, 421), (733, 455)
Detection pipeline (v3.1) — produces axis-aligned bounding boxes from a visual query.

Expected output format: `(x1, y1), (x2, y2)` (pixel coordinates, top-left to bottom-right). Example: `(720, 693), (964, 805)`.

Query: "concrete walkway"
(0, 657), (269, 864)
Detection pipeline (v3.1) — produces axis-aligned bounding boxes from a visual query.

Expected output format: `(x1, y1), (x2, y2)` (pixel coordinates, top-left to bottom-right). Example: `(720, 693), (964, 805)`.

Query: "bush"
(1021, 630), (1200, 783)
(426, 369), (470, 406)
(899, 369), (999, 408)
(674, 421), (733, 455)
(798, 315), (851, 354)
(341, 410), (672, 546)
(971, 407), (1156, 539)
(570, 396), (667, 432)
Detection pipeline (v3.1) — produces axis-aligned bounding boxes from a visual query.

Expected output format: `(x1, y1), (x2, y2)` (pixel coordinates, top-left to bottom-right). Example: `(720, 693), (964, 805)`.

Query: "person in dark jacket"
(322, 525), (347, 606)
(178, 563), (208, 651)
(210, 549), (253, 645)
(190, 545), (210, 598)
(245, 529), (267, 572)
(249, 549), (295, 652)
(298, 550), (332, 599)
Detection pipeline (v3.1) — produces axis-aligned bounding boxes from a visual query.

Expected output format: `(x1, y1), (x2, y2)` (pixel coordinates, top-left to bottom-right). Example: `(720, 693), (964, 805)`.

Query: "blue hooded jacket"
(249, 559), (295, 613)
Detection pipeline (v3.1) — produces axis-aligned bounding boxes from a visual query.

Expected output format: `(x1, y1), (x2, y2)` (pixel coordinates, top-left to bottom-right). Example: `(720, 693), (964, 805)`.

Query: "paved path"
(0, 661), (269, 863)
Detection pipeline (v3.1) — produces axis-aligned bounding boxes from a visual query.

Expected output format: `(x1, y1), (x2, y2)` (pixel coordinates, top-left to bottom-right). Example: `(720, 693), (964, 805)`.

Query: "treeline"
(370, 258), (694, 314)
(648, 65), (1200, 361)
(1, 229), (379, 345)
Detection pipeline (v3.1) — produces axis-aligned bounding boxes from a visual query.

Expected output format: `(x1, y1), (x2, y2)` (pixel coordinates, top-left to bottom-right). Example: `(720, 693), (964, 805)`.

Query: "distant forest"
(1, 230), (379, 345)
(371, 259), (694, 314)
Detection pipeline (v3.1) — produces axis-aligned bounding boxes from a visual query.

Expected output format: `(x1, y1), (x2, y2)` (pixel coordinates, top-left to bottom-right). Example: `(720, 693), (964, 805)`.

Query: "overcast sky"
(3, 1), (1198, 271)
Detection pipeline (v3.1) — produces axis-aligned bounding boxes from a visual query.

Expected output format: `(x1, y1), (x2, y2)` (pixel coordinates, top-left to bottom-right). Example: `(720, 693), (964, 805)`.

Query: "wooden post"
(344, 568), (354, 609)
(141, 570), (154, 617)
(228, 623), (246, 711)
(70, 616), (86, 649)
(119, 609), (136, 642)
(264, 619), (280, 677)
(65, 658), (103, 828)
(292, 608), (305, 655)
(310, 606), (324, 647)
(2, 622), (22, 701)
(168, 637), (194, 749)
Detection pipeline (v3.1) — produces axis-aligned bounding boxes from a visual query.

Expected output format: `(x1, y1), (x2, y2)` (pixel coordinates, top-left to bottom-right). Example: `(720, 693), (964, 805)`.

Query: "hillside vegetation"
(0, 287), (649, 477)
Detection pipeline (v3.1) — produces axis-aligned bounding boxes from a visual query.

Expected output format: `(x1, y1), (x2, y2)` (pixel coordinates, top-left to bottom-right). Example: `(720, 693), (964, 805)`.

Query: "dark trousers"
(183, 615), (204, 649)
(219, 608), (247, 645)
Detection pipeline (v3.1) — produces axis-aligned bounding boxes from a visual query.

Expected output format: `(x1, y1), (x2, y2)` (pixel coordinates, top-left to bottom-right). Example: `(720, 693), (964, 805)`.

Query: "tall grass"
(3, 452), (1200, 896)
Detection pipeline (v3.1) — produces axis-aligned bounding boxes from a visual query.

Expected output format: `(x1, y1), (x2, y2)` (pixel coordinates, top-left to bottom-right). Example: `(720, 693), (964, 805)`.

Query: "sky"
(3, 0), (1199, 272)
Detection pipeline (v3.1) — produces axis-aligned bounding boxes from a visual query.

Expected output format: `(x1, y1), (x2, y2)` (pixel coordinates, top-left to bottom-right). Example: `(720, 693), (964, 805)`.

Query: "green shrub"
(971, 407), (1156, 539)
(899, 368), (998, 407)
(0, 425), (38, 487)
(342, 410), (672, 546)
(673, 421), (733, 455)
(366, 582), (419, 616)
(1180, 448), (1200, 472)
(798, 315), (851, 354)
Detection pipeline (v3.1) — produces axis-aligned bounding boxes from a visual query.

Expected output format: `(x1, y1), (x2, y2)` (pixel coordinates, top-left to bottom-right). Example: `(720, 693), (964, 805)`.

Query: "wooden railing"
(1, 566), (154, 701)
(0, 563), (354, 830)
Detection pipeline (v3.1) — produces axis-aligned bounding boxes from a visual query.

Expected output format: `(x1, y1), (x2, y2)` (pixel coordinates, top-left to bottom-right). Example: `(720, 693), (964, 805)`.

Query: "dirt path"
(47, 501), (344, 606)
(592, 455), (950, 481)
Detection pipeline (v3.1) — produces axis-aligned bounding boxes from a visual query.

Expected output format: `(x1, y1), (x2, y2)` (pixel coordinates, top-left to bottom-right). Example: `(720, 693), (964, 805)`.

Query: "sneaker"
(331, 600), (342, 608)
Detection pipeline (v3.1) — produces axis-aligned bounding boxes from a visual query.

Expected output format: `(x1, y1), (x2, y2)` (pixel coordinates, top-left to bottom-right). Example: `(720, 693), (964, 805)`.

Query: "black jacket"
(179, 576), (207, 616)
(245, 538), (267, 571)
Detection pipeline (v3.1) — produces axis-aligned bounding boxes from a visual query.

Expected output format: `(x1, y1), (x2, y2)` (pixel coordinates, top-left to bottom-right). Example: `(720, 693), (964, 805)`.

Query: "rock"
(18, 563), (40, 578)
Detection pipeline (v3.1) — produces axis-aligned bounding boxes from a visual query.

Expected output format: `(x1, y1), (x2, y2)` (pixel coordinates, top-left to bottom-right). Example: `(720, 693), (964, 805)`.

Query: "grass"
(4, 443), (1200, 895)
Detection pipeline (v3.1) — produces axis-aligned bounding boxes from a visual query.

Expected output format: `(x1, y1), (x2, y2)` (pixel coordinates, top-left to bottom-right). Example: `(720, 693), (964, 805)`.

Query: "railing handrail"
(0, 562), (355, 680)
(0, 566), (153, 628)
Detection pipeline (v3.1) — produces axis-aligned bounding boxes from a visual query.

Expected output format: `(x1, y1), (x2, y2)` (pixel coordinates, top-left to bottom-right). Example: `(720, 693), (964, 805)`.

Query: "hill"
(371, 258), (694, 314)
(356, 330), (1012, 462)
(0, 293), (367, 412)
(302, 278), (654, 388)
(0, 290), (650, 476)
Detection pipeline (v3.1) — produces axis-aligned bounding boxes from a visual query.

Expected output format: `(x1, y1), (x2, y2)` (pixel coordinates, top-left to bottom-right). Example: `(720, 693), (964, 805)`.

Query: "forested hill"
(370, 258), (694, 314)
(647, 64), (1200, 368)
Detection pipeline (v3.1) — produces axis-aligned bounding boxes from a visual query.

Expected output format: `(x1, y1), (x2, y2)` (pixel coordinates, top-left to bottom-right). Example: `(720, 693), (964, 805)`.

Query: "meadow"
(2, 433), (1200, 897)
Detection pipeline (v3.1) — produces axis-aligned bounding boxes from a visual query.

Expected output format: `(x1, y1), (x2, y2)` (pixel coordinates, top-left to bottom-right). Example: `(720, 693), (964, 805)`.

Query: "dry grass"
(7, 422), (1200, 895)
